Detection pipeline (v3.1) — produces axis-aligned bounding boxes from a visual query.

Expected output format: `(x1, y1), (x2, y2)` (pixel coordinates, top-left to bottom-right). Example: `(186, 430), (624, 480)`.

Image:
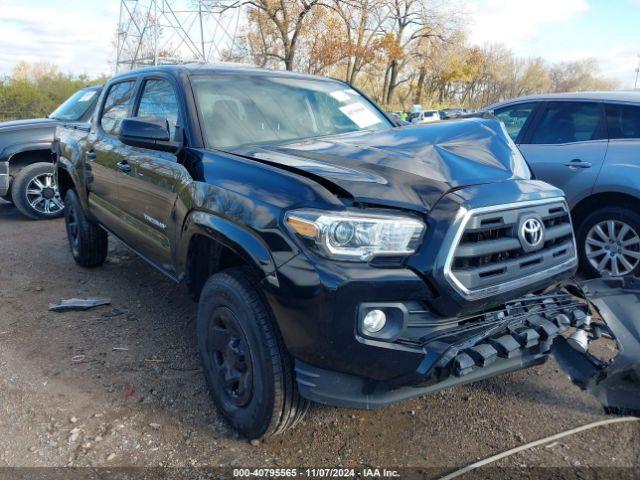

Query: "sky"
(0, 0), (638, 88)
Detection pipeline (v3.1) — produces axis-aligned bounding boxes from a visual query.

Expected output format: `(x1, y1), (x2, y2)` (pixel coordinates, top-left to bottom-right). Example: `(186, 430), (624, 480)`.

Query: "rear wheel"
(577, 207), (640, 277)
(64, 189), (108, 267)
(197, 267), (308, 439)
(11, 162), (64, 219)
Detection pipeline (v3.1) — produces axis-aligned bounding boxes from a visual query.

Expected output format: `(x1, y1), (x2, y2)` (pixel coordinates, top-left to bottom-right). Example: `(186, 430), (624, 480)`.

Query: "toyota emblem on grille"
(519, 216), (545, 252)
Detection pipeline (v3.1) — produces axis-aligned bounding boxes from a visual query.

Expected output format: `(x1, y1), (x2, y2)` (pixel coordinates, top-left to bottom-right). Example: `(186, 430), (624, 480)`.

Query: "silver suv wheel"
(26, 172), (64, 215)
(585, 220), (640, 276)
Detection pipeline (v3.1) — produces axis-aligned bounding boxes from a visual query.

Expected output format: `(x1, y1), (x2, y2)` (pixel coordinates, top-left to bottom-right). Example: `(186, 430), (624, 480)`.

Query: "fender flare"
(177, 210), (278, 280)
(1, 141), (53, 164)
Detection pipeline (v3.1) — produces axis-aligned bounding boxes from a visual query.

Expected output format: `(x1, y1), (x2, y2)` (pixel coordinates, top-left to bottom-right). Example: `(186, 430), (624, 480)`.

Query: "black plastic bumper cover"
(294, 291), (586, 409)
(295, 354), (546, 410)
(552, 277), (640, 415)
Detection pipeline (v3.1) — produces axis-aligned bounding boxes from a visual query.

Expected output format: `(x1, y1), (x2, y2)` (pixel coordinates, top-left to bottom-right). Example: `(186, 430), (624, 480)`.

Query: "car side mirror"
(119, 117), (181, 153)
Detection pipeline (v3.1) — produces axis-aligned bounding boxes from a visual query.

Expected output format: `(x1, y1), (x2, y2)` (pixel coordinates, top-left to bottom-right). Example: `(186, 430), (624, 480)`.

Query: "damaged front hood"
(231, 118), (530, 212)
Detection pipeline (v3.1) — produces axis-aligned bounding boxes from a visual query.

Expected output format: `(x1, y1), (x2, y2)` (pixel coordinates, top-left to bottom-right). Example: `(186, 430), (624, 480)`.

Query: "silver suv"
(487, 92), (640, 278)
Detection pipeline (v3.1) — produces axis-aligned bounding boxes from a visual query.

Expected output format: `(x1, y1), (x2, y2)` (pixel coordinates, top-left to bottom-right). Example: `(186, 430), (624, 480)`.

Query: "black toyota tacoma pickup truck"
(55, 65), (585, 439)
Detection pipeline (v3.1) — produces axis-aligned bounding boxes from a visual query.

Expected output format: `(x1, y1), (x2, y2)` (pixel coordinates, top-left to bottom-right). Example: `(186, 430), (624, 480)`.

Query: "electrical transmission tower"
(115, 0), (247, 72)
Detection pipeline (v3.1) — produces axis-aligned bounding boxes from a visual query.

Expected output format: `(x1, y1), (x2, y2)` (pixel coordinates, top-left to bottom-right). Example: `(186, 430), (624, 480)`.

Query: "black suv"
(55, 65), (583, 439)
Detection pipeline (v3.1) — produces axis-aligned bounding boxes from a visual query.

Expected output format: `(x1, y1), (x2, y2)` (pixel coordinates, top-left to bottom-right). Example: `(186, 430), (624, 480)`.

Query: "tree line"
(213, 0), (616, 109)
(0, 62), (105, 122)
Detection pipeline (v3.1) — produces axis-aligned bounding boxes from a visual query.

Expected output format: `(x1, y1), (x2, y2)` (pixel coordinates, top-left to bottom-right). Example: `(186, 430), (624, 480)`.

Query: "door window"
(605, 103), (640, 139)
(493, 103), (537, 141)
(100, 81), (136, 136)
(136, 79), (180, 141)
(530, 102), (603, 144)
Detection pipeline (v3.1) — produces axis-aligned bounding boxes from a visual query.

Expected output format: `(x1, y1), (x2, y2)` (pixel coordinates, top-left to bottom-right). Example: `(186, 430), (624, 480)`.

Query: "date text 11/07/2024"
(233, 468), (400, 477)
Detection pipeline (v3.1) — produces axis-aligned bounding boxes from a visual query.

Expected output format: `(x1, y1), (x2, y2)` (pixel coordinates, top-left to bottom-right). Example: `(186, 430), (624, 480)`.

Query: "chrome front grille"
(445, 198), (577, 300)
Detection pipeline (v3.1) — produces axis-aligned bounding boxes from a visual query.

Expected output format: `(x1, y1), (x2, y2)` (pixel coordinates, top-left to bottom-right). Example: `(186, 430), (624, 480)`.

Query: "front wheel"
(577, 207), (640, 277)
(197, 267), (309, 439)
(11, 162), (64, 219)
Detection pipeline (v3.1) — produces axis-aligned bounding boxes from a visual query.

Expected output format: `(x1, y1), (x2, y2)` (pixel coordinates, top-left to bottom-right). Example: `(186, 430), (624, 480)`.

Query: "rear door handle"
(117, 161), (131, 173)
(564, 159), (592, 169)
(86, 150), (96, 160)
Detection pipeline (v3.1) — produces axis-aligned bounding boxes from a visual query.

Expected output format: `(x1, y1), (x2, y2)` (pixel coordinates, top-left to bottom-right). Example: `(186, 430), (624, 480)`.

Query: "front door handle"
(86, 150), (96, 160)
(117, 161), (131, 173)
(564, 159), (592, 169)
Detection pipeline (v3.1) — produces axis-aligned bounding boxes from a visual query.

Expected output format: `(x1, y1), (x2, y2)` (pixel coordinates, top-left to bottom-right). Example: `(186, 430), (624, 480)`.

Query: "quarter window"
(530, 102), (603, 144)
(605, 103), (640, 139)
(493, 103), (537, 141)
(136, 79), (180, 141)
(100, 81), (136, 136)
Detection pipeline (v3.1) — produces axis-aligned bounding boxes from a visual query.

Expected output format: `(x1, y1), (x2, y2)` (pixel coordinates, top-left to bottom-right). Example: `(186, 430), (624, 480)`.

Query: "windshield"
(191, 74), (391, 149)
(50, 88), (100, 121)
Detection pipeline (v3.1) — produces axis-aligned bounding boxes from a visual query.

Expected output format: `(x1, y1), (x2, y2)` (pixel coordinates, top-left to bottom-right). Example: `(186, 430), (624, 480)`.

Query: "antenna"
(115, 0), (247, 72)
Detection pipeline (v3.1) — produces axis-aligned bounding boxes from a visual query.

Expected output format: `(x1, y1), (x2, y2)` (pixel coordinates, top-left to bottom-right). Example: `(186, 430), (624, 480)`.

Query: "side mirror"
(119, 117), (180, 153)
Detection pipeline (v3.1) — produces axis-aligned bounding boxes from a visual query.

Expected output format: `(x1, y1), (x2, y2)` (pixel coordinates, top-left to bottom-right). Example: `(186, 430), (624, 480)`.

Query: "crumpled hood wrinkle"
(230, 118), (529, 212)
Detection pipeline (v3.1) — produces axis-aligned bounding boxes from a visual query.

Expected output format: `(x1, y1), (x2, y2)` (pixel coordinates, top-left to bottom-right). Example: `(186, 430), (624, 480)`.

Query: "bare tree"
(245, 0), (325, 70)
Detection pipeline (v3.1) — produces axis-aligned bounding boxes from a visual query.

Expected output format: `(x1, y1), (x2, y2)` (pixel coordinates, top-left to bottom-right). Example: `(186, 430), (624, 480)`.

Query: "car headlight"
(285, 209), (426, 261)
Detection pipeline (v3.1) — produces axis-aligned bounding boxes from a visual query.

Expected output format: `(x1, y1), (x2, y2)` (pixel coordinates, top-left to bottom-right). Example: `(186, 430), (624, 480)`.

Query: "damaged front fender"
(553, 276), (640, 415)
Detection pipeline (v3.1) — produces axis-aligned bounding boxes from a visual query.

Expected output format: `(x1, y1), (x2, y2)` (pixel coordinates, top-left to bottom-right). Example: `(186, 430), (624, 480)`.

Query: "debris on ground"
(144, 358), (164, 365)
(101, 308), (127, 318)
(49, 297), (111, 312)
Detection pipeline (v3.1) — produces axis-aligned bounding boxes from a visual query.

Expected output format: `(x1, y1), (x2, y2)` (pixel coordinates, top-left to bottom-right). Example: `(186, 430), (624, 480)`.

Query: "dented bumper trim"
(553, 276), (640, 415)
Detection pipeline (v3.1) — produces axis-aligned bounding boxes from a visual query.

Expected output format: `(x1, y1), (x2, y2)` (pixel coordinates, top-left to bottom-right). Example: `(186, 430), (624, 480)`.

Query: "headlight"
(285, 209), (426, 261)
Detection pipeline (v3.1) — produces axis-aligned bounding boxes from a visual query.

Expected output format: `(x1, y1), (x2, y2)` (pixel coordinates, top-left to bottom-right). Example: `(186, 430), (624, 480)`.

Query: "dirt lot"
(0, 199), (638, 477)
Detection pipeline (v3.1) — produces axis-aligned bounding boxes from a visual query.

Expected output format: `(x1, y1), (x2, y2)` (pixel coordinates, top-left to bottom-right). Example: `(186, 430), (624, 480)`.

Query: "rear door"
(113, 75), (191, 274)
(493, 101), (540, 143)
(517, 101), (607, 207)
(85, 79), (138, 232)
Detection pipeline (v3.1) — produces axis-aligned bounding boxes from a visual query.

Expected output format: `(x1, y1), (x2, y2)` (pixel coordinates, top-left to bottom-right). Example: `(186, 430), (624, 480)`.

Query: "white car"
(412, 110), (440, 124)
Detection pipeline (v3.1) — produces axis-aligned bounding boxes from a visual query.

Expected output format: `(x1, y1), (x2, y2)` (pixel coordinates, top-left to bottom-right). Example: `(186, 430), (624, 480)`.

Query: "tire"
(576, 206), (640, 278)
(11, 162), (64, 219)
(64, 189), (108, 267)
(197, 267), (309, 439)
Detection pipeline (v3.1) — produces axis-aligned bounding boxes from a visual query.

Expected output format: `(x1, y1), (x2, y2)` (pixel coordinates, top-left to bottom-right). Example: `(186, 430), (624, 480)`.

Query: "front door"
(517, 101), (608, 208)
(86, 79), (137, 232)
(113, 77), (191, 274)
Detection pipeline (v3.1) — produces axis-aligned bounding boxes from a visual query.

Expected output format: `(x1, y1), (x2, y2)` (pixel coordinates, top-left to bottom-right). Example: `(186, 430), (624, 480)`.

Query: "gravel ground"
(0, 199), (638, 478)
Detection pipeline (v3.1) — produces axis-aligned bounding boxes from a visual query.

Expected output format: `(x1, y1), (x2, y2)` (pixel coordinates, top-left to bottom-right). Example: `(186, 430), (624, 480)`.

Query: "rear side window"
(530, 102), (603, 144)
(605, 103), (640, 139)
(136, 79), (180, 141)
(493, 103), (536, 141)
(100, 80), (136, 136)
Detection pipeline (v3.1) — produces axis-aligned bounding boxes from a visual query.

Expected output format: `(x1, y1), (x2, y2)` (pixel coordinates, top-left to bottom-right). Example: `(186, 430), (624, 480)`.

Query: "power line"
(115, 0), (247, 72)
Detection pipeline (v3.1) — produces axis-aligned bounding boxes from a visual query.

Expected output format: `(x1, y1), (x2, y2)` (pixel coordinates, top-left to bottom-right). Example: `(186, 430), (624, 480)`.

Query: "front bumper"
(296, 354), (546, 409)
(293, 291), (586, 409)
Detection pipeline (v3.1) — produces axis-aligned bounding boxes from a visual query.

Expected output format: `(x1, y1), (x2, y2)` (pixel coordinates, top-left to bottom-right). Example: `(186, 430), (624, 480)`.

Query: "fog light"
(363, 309), (386, 333)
